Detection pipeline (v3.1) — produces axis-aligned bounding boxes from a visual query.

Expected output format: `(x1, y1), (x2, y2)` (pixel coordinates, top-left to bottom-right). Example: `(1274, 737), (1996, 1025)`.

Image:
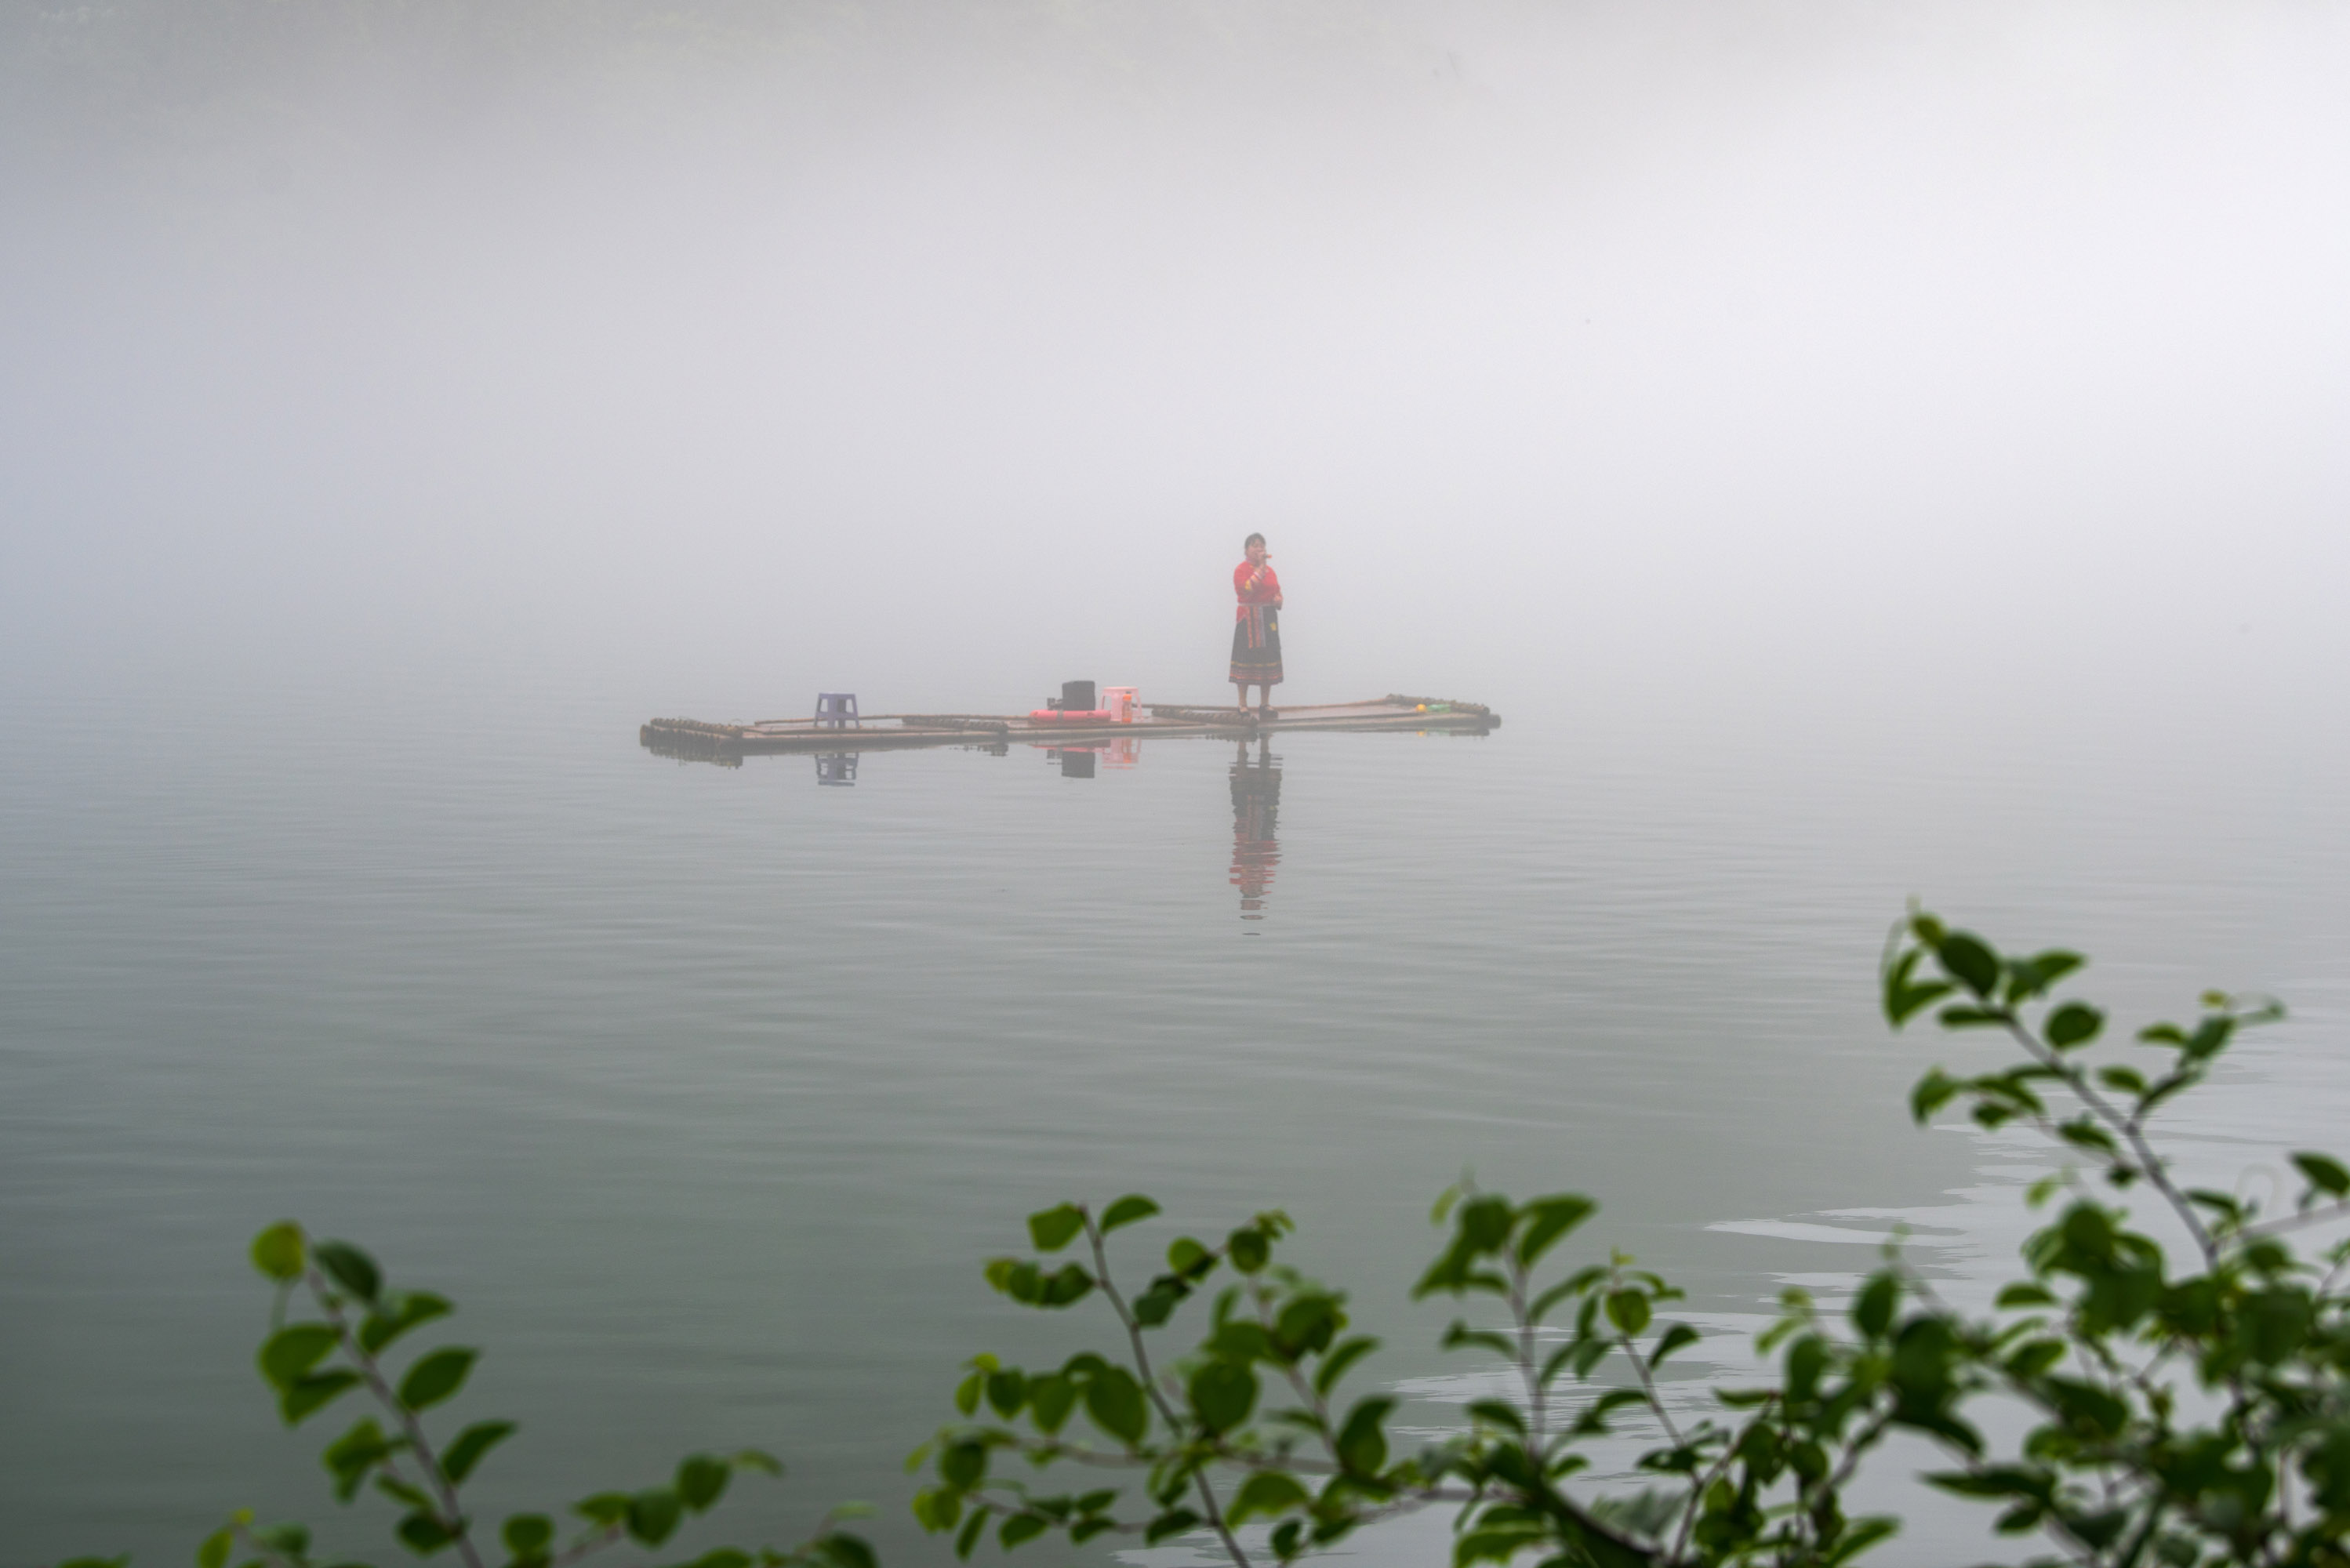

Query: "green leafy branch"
(189, 1221), (864, 1568)
(1887, 909), (2350, 1567)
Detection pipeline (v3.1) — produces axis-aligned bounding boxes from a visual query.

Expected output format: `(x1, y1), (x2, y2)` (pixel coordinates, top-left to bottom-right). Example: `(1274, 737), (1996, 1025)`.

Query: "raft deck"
(641, 695), (1499, 760)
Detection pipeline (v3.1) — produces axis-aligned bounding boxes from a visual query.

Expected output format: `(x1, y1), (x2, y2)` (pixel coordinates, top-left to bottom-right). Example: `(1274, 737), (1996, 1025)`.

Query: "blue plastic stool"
(815, 754), (859, 787)
(815, 693), (859, 729)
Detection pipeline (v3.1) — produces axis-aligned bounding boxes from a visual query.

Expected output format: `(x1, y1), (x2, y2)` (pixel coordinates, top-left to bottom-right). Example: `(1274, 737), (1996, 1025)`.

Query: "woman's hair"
(1244, 532), (1266, 548)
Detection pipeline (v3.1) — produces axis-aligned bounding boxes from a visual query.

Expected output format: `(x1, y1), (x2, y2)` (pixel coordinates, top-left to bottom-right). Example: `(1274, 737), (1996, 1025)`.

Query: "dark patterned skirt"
(1229, 604), (1283, 686)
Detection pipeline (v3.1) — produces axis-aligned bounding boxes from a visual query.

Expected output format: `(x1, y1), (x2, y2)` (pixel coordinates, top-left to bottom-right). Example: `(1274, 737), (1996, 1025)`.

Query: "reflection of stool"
(815, 754), (858, 786)
(815, 693), (859, 729)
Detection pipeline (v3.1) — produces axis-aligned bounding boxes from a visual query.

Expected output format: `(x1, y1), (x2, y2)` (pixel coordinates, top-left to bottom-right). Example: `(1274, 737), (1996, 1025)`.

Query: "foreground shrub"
(54, 909), (2350, 1567)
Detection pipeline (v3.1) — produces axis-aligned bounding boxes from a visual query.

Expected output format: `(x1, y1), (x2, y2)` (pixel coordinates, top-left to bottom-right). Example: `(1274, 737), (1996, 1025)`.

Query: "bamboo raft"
(641, 695), (1500, 760)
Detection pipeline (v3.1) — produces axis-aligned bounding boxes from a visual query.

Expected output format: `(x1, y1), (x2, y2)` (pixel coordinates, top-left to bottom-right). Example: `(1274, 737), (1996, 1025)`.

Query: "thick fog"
(5, 0), (2348, 735)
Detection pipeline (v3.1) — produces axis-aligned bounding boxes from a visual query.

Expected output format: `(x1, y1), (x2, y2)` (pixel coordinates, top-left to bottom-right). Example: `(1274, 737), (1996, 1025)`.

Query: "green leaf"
(1648, 1323), (1701, 1368)
(1027, 1372), (1077, 1433)
(1604, 1290), (1651, 1336)
(441, 1420), (515, 1484)
(258, 1324), (343, 1391)
(398, 1348), (478, 1413)
(1131, 1282), (1185, 1327)
(1466, 1398), (1525, 1434)
(627, 1486), (684, 1546)
(2183, 1016), (2236, 1062)
(2041, 1377), (2127, 1439)
(379, 1472), (435, 1509)
(1441, 1320), (1516, 1358)
(198, 1527), (236, 1568)
(1884, 947), (1956, 1027)
(281, 1370), (362, 1425)
(986, 1369), (1027, 1418)
(1228, 1471), (1312, 1524)
(1514, 1195), (1596, 1267)
(1938, 932), (2000, 997)
(1851, 1276), (1898, 1338)
(815, 1533), (877, 1568)
(1101, 1196), (1160, 1233)
(1228, 1227), (1270, 1274)
(2294, 1152), (2350, 1199)
(2006, 1339), (2065, 1377)
(254, 1523), (311, 1555)
(1084, 1366), (1149, 1446)
(939, 1441), (988, 1490)
(999, 1515), (1049, 1549)
(1313, 1335), (1379, 1398)
(1167, 1237), (1212, 1277)
(732, 1446), (783, 1477)
(1208, 1320), (1274, 1363)
(2007, 949), (2085, 1002)
(912, 1486), (961, 1534)
(322, 1416), (394, 1500)
(1571, 1386), (1651, 1436)
(1038, 1263), (1095, 1308)
(358, 1292), (453, 1356)
(1824, 1515), (1900, 1566)
(574, 1491), (632, 1526)
(2046, 1002), (2104, 1049)
(397, 1511), (459, 1554)
(1924, 1466), (2053, 1501)
(954, 1371), (982, 1416)
(251, 1222), (307, 1282)
(1273, 1292), (1341, 1358)
(2057, 1118), (2118, 1156)
(953, 1508), (989, 1559)
(1335, 1396), (1393, 1475)
(1909, 1069), (1961, 1125)
(1146, 1509), (1203, 1544)
(1187, 1360), (1259, 1433)
(1028, 1204), (1086, 1252)
(1995, 1283), (2056, 1309)
(312, 1241), (383, 1304)
(503, 1515), (555, 1555)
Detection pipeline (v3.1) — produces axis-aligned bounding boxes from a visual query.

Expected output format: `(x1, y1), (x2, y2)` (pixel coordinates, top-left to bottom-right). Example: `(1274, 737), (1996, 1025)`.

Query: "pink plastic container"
(1102, 687), (1138, 723)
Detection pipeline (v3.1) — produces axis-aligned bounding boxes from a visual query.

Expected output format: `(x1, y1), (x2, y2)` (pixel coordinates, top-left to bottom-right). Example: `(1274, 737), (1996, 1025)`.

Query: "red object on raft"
(1030, 709), (1114, 721)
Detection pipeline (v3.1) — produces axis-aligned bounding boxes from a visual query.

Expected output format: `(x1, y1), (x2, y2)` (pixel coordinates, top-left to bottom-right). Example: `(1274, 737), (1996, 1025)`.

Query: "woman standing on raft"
(1230, 532), (1284, 715)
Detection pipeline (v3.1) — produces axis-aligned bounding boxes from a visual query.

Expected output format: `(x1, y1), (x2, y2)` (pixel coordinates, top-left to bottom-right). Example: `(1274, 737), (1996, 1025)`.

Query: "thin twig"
(1668, 1396), (1771, 1566)
(1509, 1258), (1549, 1447)
(2236, 1197), (2350, 1243)
(312, 1271), (486, 1568)
(1999, 1017), (2219, 1272)
(1618, 1327), (1685, 1450)
(1084, 1212), (1255, 1568)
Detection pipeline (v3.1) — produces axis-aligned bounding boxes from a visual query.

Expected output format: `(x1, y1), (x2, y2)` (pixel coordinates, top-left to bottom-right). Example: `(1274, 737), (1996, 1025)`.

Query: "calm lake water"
(8, 662), (2348, 1565)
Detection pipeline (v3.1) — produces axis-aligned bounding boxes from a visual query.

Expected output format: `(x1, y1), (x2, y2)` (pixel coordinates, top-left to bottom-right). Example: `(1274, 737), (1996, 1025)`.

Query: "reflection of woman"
(1229, 738), (1281, 920)
(1229, 532), (1284, 715)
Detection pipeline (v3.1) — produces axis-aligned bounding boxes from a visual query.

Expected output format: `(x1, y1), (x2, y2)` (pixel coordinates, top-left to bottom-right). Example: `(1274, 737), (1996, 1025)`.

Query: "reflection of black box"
(1055, 750), (1096, 779)
(1062, 680), (1096, 712)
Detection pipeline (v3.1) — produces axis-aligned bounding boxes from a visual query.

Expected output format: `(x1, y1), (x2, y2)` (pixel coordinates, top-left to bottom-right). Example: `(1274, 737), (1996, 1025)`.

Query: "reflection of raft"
(641, 695), (1498, 760)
